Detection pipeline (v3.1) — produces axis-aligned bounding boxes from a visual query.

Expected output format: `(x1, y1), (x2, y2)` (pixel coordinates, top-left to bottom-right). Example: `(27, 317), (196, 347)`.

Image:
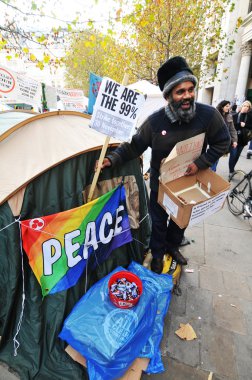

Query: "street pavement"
(142, 150), (252, 380)
(1, 150), (251, 380)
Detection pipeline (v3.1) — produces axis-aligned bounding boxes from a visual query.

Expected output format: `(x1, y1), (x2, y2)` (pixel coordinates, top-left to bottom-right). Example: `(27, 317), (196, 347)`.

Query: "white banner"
(90, 77), (146, 141)
(56, 88), (87, 111)
(0, 65), (42, 106)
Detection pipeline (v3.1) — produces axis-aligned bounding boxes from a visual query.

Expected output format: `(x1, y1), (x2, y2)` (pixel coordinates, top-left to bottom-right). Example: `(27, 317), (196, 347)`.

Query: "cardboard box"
(65, 344), (149, 380)
(158, 168), (230, 229)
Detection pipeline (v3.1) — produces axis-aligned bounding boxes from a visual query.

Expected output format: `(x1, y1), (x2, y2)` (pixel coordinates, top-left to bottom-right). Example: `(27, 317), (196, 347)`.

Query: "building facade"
(198, 0), (252, 106)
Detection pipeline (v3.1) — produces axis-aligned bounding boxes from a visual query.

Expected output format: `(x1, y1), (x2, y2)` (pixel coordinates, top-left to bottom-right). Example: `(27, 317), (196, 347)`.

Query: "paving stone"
(167, 286), (187, 316)
(233, 334), (252, 380)
(200, 322), (237, 379)
(181, 226), (205, 265)
(199, 265), (224, 293)
(163, 315), (200, 367)
(181, 262), (200, 289)
(186, 286), (213, 322)
(213, 294), (246, 335)
(205, 203), (252, 231)
(247, 275), (252, 294)
(239, 299), (252, 337)
(141, 357), (211, 380)
(204, 225), (252, 275)
(0, 362), (19, 380)
(222, 271), (252, 300)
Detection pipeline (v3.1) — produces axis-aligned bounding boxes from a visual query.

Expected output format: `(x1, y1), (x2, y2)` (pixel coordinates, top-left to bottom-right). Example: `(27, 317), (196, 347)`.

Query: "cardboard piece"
(158, 168), (230, 229)
(159, 133), (205, 183)
(175, 323), (197, 340)
(65, 345), (149, 380)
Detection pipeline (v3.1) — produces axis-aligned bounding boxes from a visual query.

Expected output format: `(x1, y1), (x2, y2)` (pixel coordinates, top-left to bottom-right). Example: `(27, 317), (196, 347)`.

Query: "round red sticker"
(0, 68), (15, 93)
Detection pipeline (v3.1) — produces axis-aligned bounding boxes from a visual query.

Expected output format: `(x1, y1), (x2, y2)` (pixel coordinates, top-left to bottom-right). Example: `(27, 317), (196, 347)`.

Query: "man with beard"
(100, 56), (230, 274)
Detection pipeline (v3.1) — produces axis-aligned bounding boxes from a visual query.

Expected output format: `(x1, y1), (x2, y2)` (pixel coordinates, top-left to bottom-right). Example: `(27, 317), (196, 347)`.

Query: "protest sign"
(90, 77), (146, 141)
(0, 65), (42, 106)
(57, 88), (87, 112)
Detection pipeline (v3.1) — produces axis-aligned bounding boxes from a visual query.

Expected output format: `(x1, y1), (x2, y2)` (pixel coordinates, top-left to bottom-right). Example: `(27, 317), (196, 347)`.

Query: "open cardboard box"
(158, 168), (230, 229)
(65, 345), (150, 380)
(157, 134), (230, 229)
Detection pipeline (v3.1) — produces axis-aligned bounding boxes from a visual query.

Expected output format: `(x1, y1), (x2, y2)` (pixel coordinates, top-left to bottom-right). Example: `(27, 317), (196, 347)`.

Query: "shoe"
(228, 172), (234, 181)
(170, 249), (188, 265)
(151, 257), (164, 274)
(179, 236), (191, 247)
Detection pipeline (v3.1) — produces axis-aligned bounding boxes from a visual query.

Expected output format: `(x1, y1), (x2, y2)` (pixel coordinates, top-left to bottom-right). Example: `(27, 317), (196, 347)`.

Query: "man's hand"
(95, 158), (112, 171)
(240, 122), (245, 127)
(232, 142), (238, 148)
(184, 162), (199, 176)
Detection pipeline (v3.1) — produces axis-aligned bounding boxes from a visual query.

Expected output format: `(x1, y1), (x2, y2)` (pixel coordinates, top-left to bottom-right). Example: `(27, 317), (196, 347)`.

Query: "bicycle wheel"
(227, 170), (251, 215)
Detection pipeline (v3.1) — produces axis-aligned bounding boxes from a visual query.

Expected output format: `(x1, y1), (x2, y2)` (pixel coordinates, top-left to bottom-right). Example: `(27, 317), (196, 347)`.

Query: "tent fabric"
(0, 111), (119, 206)
(0, 110), (38, 136)
(0, 111), (151, 379)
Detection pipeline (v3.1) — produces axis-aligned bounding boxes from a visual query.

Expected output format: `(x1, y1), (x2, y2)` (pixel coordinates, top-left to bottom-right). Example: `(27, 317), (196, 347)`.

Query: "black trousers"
(149, 191), (185, 258)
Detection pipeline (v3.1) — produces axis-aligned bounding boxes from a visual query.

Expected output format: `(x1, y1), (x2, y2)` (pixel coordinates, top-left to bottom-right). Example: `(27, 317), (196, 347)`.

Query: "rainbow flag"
(21, 185), (132, 297)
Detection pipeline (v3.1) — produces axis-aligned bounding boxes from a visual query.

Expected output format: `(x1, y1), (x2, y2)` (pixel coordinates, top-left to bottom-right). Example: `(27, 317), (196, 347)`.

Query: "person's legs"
(229, 146), (237, 174)
(149, 191), (169, 259)
(149, 191), (169, 274)
(233, 144), (244, 169)
(149, 191), (188, 272)
(165, 218), (188, 265)
(247, 140), (252, 159)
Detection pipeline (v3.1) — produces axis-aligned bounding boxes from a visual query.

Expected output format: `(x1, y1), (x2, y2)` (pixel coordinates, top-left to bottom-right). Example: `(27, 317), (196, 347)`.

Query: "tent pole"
(87, 72), (129, 202)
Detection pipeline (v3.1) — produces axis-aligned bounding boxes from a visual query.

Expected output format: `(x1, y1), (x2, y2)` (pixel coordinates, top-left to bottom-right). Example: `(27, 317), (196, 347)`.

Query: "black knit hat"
(157, 56), (198, 97)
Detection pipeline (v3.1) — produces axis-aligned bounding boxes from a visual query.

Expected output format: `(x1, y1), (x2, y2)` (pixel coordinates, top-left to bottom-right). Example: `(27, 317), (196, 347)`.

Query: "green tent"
(0, 111), (151, 379)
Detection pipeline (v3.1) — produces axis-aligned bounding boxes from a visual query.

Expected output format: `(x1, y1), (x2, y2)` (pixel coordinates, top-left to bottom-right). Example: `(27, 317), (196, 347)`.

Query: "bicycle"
(227, 169), (252, 217)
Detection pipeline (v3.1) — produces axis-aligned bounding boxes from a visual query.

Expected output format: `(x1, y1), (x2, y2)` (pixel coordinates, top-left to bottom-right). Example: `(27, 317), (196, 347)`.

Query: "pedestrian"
(211, 100), (237, 172)
(246, 140), (252, 159)
(100, 56), (230, 274)
(229, 100), (252, 178)
(230, 103), (237, 116)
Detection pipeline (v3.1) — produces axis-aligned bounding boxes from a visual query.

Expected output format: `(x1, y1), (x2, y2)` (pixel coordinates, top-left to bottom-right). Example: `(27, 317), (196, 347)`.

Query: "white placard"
(163, 193), (179, 218)
(90, 77), (146, 141)
(0, 65), (42, 106)
(188, 190), (229, 226)
(160, 133), (206, 183)
(56, 88), (87, 111)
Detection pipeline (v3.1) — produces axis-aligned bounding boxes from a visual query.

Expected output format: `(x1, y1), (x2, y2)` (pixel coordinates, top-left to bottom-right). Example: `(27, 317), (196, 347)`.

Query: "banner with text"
(90, 77), (146, 141)
(21, 185), (132, 297)
(56, 88), (87, 112)
(0, 65), (42, 106)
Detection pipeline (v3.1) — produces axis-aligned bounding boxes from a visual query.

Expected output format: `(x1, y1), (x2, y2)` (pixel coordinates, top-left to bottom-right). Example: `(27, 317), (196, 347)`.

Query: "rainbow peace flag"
(21, 185), (132, 297)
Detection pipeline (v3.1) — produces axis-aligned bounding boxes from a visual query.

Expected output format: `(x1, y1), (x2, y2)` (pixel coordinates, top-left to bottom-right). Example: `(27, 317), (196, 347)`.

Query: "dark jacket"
(233, 111), (252, 146)
(107, 102), (230, 192)
(223, 113), (237, 144)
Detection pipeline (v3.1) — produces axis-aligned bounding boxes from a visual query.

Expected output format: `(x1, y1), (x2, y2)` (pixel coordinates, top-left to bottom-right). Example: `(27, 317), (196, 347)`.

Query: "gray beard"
(168, 96), (196, 123)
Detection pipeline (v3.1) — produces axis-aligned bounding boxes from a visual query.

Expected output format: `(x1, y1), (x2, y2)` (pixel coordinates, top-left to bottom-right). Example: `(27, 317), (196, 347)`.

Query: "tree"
(108, 0), (240, 83)
(64, 29), (137, 93)
(64, 0), (240, 91)
(0, 0), (78, 70)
